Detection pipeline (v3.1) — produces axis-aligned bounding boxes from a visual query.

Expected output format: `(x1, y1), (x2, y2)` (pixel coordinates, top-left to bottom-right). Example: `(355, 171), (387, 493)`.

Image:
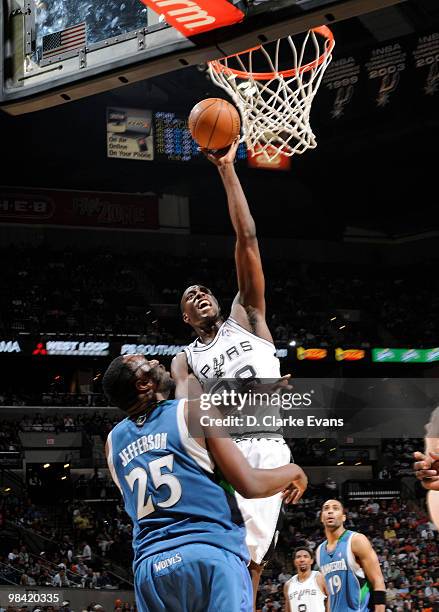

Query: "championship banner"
(140, 0), (245, 37)
(0, 187), (159, 230)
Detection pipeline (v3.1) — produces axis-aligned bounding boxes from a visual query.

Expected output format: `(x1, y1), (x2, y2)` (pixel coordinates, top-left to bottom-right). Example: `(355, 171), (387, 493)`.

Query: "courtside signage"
(141, 0), (244, 36)
(335, 348), (365, 361)
(45, 341), (110, 357)
(372, 348), (439, 363)
(297, 347), (328, 361)
(121, 343), (186, 357)
(0, 340), (21, 353)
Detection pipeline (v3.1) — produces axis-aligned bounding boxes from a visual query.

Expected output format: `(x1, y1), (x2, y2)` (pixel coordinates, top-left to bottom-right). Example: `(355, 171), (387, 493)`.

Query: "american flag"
(42, 22), (86, 60)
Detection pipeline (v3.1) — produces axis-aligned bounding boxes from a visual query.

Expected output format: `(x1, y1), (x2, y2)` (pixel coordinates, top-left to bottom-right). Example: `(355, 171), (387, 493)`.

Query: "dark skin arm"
(351, 534), (386, 612)
(203, 140), (272, 343)
(171, 351), (203, 400)
(316, 573), (329, 611)
(187, 400), (308, 500)
(414, 446), (439, 528)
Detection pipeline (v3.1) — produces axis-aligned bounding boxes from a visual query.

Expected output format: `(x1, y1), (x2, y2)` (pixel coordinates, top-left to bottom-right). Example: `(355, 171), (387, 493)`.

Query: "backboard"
(0, 0), (405, 115)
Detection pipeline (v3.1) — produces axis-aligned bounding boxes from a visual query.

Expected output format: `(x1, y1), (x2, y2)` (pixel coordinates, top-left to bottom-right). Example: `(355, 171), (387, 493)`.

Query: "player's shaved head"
(320, 499), (346, 531)
(321, 499), (345, 512)
(180, 284), (221, 327)
(180, 285), (214, 311)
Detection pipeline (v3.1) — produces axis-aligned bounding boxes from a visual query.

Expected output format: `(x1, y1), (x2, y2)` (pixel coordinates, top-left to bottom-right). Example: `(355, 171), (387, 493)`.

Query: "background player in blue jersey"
(102, 354), (308, 612)
(316, 500), (386, 612)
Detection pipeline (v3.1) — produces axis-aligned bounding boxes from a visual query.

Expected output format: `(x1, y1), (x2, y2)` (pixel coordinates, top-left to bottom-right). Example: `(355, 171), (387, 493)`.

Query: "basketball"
(188, 98), (241, 150)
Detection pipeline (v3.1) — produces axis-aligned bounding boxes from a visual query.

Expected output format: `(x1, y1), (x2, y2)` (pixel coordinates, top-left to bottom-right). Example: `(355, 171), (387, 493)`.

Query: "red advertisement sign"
(335, 348), (366, 361)
(141, 0), (244, 37)
(297, 347), (328, 361)
(0, 187), (159, 230)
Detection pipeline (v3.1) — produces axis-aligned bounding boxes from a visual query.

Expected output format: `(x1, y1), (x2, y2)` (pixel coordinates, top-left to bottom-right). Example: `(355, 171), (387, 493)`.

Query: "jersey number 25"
(125, 454), (182, 519)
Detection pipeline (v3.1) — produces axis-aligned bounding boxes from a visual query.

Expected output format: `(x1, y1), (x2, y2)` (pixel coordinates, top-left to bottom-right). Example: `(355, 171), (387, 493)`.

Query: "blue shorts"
(134, 543), (252, 612)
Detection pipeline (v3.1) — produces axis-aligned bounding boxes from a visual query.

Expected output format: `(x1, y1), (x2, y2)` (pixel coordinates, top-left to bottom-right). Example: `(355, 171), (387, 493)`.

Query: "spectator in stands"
(52, 568), (70, 587)
(80, 541), (92, 563)
(277, 567), (292, 584)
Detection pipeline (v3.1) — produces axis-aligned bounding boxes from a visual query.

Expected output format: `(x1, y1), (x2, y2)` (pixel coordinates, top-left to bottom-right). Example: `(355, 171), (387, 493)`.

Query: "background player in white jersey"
(172, 138), (293, 604)
(316, 500), (386, 612)
(284, 547), (327, 612)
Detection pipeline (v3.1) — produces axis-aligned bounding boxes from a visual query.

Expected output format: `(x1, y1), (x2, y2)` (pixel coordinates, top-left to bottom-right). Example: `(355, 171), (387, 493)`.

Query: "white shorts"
(234, 437), (291, 565)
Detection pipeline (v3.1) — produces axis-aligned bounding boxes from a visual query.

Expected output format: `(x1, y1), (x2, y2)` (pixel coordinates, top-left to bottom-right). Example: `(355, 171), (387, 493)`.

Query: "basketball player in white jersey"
(284, 547), (327, 612)
(171, 138), (301, 606)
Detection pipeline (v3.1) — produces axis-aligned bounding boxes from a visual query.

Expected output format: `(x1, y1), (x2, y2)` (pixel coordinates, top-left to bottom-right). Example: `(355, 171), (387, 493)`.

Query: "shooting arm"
(219, 164), (266, 316)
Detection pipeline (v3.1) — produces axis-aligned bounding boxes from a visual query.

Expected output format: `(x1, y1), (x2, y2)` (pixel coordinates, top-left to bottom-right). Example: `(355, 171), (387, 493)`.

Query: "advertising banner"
(107, 107), (154, 161)
(0, 188), (159, 230)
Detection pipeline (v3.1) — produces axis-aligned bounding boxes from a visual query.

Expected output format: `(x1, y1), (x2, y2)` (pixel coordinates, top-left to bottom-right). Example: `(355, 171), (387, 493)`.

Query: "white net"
(208, 27), (334, 161)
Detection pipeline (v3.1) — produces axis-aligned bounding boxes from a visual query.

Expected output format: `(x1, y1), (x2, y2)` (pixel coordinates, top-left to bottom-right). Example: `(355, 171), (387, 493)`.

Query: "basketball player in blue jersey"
(172, 138), (292, 604)
(102, 354), (308, 612)
(316, 500), (386, 612)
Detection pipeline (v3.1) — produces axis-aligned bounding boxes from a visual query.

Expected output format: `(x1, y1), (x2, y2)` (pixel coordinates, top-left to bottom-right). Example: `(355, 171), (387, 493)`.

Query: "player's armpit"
(171, 352), (202, 400)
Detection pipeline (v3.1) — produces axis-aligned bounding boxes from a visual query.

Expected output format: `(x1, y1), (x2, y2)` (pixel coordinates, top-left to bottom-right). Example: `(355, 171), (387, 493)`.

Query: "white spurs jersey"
(285, 571), (326, 612)
(184, 316), (280, 384)
(184, 317), (282, 435)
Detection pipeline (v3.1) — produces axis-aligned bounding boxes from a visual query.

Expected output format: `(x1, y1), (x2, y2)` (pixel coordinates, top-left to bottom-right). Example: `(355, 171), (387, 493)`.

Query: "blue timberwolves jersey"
(106, 399), (249, 571)
(316, 530), (370, 612)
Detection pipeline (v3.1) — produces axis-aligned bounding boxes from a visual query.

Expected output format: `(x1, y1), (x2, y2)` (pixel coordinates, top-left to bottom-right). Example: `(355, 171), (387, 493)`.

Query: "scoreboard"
(153, 111), (248, 163)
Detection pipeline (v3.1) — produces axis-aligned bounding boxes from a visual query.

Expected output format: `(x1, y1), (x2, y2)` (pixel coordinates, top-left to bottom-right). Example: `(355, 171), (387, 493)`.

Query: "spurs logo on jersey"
(184, 317), (280, 384)
(285, 571), (326, 612)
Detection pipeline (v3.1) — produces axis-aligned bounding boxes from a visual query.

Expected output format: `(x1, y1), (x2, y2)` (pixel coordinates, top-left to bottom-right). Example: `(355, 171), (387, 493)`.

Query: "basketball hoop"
(208, 26), (335, 161)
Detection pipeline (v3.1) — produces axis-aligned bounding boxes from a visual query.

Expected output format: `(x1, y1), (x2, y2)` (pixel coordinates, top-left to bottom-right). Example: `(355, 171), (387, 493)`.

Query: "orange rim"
(209, 26), (334, 81)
